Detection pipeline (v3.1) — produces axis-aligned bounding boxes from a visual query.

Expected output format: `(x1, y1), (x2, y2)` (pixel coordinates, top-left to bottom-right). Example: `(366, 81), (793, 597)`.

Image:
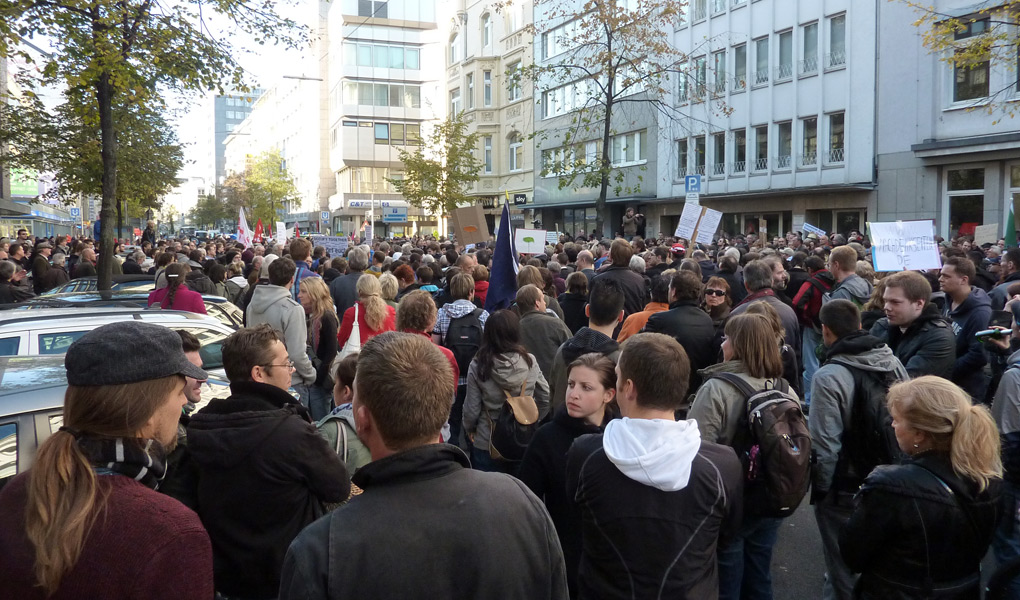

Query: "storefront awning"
(0, 199), (30, 216)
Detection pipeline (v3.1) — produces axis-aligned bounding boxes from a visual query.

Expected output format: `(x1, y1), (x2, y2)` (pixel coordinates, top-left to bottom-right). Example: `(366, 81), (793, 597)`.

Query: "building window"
(733, 44), (747, 91)
(801, 117), (817, 166)
(712, 132), (726, 175)
(390, 123), (405, 144)
(677, 139), (689, 177)
(344, 81), (422, 108)
(450, 88), (462, 115)
(947, 168), (985, 237)
(777, 31), (793, 80)
(509, 134), (523, 171)
(450, 32), (462, 64)
(374, 123), (389, 144)
(506, 2), (520, 34)
(776, 122), (792, 169)
(952, 18), (990, 102)
(733, 128), (747, 173)
(483, 71), (492, 106)
(827, 14), (846, 68)
(677, 63), (690, 103)
(358, 0), (387, 18)
(713, 50), (727, 94)
(801, 22), (818, 74)
(406, 124), (421, 145)
(693, 135), (706, 174)
(754, 37), (769, 85)
(754, 125), (768, 170)
(610, 131), (646, 166)
(484, 136), (493, 173)
(466, 74), (475, 109)
(827, 112), (845, 162)
(543, 20), (577, 60)
(692, 0), (707, 21)
(482, 14), (492, 49)
(693, 56), (707, 100)
(507, 62), (522, 101)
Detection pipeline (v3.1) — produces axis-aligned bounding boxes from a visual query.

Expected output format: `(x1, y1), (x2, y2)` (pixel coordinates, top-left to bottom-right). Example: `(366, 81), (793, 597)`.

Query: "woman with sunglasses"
(702, 276), (733, 329)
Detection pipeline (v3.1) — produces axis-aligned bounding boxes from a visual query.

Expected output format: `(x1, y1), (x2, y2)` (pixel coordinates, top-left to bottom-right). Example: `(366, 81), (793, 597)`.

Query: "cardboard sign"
(310, 235), (350, 257)
(693, 208), (723, 245)
(451, 204), (488, 246)
(514, 228), (548, 254)
(674, 202), (702, 239)
(276, 222), (286, 243)
(868, 220), (943, 272)
(974, 223), (999, 246)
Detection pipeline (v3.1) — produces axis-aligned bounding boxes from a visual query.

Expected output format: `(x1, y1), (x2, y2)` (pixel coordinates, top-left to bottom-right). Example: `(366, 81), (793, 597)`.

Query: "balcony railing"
(710, 162), (726, 176)
(677, 88), (689, 104)
(799, 152), (817, 167)
(826, 49), (846, 68)
(775, 63), (793, 81)
(799, 56), (818, 75)
(677, 166), (688, 178)
(753, 157), (769, 171)
(775, 155), (792, 169)
(828, 147), (845, 163)
(713, 78), (727, 95)
(692, 164), (706, 175)
(732, 160), (746, 173)
(732, 76), (746, 91)
(753, 68), (769, 85)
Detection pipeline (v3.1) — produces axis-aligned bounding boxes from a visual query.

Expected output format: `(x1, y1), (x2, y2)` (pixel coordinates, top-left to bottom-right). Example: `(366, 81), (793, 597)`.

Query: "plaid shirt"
(433, 300), (489, 384)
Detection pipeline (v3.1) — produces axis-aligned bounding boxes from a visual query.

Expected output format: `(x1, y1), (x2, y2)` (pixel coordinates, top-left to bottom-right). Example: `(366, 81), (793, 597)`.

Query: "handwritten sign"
(868, 220), (942, 272)
(674, 202), (702, 239)
(802, 223), (826, 236)
(694, 208), (723, 245)
(514, 228), (547, 254)
(974, 223), (998, 246)
(310, 235), (350, 258)
(275, 222), (286, 243)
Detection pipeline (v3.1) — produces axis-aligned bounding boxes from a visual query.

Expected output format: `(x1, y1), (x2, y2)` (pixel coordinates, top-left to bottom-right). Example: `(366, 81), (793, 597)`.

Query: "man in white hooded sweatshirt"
(566, 332), (743, 600)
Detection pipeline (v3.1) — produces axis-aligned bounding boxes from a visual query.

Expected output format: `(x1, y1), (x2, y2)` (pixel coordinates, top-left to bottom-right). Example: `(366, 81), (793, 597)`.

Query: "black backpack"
(487, 381), (541, 462)
(444, 309), (484, 375)
(711, 372), (811, 518)
(834, 365), (903, 489)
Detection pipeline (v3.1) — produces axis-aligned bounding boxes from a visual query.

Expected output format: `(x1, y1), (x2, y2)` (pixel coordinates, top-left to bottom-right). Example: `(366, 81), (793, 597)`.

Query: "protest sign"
(802, 223), (826, 236)
(674, 202), (702, 239)
(515, 228), (547, 254)
(974, 223), (999, 246)
(694, 208), (723, 245)
(275, 222), (286, 243)
(546, 231), (560, 245)
(310, 236), (350, 257)
(868, 220), (942, 272)
(451, 204), (488, 246)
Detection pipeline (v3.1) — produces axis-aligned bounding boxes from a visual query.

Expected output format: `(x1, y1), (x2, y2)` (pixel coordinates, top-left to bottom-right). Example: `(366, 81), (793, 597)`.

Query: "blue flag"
(484, 200), (519, 312)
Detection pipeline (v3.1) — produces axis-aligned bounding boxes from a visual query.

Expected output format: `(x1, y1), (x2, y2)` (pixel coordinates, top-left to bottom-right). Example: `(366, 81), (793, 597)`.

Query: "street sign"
(686, 192), (700, 205)
(382, 206), (407, 223)
(69, 207), (81, 218)
(320, 211), (329, 222)
(684, 174), (702, 194)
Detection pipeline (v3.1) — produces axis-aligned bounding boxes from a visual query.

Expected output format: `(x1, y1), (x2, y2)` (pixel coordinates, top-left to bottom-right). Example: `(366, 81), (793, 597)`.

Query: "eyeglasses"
(262, 360), (295, 372)
(705, 289), (727, 297)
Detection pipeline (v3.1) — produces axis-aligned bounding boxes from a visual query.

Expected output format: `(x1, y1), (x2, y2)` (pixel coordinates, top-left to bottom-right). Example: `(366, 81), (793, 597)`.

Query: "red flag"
(254, 219), (264, 243)
(294, 224), (301, 238)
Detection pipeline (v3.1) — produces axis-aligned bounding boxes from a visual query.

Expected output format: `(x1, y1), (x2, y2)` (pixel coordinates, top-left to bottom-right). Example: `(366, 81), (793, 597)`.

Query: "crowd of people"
(1, 216), (1020, 600)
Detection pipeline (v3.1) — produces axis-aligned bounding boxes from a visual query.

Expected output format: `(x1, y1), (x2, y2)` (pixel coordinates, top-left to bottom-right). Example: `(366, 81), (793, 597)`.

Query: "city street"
(772, 502), (826, 598)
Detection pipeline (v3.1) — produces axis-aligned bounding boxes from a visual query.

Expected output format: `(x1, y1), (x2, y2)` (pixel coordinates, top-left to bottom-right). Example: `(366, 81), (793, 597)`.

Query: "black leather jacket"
(839, 452), (1000, 600)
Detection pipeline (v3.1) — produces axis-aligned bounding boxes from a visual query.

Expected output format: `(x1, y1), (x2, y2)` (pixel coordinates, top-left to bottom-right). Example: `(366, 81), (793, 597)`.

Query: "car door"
(30, 328), (91, 355)
(0, 332), (28, 356)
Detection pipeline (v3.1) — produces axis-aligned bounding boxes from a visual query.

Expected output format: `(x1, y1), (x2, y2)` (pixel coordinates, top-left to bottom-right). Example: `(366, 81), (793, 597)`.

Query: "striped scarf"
(77, 437), (168, 490)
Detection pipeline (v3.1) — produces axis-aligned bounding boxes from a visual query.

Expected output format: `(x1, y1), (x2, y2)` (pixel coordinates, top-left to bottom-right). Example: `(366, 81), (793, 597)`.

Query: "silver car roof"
(0, 307), (226, 330)
(0, 356), (67, 417)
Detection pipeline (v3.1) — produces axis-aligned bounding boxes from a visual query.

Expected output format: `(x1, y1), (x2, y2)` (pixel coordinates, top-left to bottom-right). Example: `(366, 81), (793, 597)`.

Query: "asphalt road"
(772, 501), (827, 599)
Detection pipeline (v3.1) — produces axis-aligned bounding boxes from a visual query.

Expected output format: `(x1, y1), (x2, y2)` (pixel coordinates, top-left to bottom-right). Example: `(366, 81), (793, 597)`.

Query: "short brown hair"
(289, 238), (312, 262)
(516, 265), (543, 289)
(566, 271), (588, 295)
(670, 270), (703, 302)
(356, 332), (454, 449)
(610, 239), (634, 266)
(472, 264), (489, 282)
(450, 272), (475, 300)
(724, 313), (783, 379)
(516, 284), (543, 310)
(829, 245), (857, 273)
(943, 256), (976, 283)
(222, 324), (282, 383)
(617, 333), (691, 410)
(396, 289), (438, 332)
(884, 270), (932, 304)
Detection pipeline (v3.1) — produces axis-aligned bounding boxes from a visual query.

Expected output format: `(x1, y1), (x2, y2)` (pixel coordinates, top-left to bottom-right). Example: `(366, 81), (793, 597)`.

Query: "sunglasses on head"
(705, 289), (726, 296)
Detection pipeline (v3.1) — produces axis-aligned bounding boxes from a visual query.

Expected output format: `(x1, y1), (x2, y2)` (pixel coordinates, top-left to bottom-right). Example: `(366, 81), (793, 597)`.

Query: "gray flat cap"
(65, 321), (208, 386)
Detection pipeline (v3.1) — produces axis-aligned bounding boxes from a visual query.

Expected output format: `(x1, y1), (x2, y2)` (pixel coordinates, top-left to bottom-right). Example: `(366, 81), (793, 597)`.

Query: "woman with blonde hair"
(299, 277), (339, 420)
(379, 272), (399, 310)
(690, 311), (798, 600)
(861, 277), (889, 332)
(840, 376), (1002, 600)
(337, 272), (396, 350)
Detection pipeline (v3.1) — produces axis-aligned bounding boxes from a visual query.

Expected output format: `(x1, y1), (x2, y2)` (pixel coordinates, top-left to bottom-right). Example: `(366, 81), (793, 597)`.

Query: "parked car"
(0, 355), (230, 488)
(0, 307), (233, 379)
(45, 274), (155, 295)
(14, 291), (243, 330)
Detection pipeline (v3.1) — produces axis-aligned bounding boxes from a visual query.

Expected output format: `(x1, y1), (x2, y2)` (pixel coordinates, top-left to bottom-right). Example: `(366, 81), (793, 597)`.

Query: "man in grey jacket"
(826, 245), (872, 306)
(246, 257), (316, 390)
(810, 299), (907, 600)
(517, 284), (572, 383)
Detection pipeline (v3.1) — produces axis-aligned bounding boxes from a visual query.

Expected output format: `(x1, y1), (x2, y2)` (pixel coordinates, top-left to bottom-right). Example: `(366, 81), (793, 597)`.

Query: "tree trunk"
(96, 71), (117, 291)
(597, 78), (614, 240)
(116, 196), (123, 241)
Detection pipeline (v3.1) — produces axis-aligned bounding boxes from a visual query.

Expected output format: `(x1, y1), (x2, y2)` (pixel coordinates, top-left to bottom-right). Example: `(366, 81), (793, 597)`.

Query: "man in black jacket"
(280, 332), (569, 600)
(566, 333), (742, 600)
(187, 325), (350, 600)
(591, 239), (648, 326)
(870, 270), (956, 379)
(642, 270), (720, 394)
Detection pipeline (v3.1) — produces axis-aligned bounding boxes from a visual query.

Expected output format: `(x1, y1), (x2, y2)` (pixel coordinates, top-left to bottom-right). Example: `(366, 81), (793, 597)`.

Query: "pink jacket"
(147, 286), (207, 314)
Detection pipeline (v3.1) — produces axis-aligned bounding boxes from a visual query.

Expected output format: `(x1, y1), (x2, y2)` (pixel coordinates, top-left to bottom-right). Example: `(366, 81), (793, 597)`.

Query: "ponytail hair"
(162, 263), (190, 309)
(887, 376), (1002, 492)
(356, 274), (388, 331)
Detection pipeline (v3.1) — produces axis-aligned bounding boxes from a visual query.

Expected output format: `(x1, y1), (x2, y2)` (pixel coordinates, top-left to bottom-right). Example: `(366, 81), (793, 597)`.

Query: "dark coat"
(279, 444), (569, 600)
(185, 270), (216, 295)
(31, 254), (50, 294)
(187, 381), (350, 599)
(121, 259), (143, 275)
(942, 286), (992, 399)
(520, 309), (573, 383)
(717, 268), (746, 303)
(518, 407), (616, 598)
(591, 266), (648, 323)
(870, 303), (956, 379)
(38, 265), (69, 292)
(329, 272), (364, 316)
(839, 453), (1000, 600)
(558, 292), (589, 335)
(643, 299), (720, 393)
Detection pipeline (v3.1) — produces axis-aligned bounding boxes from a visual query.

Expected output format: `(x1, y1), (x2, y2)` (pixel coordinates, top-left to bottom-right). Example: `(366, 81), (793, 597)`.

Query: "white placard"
(275, 222), (286, 243)
(514, 228), (548, 254)
(695, 208), (723, 245)
(546, 231), (560, 245)
(974, 223), (999, 246)
(803, 223), (826, 236)
(869, 220), (943, 272)
(674, 202), (702, 239)
(310, 235), (350, 257)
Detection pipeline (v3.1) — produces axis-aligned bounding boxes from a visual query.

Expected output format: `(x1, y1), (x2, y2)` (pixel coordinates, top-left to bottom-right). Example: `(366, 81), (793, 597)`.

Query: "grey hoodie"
(246, 284), (316, 386)
(826, 273), (872, 306)
(992, 349), (1020, 435)
(463, 352), (550, 452)
(809, 342), (907, 492)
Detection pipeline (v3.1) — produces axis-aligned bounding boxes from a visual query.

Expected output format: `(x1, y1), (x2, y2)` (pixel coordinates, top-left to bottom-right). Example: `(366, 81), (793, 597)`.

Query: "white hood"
(603, 418), (702, 492)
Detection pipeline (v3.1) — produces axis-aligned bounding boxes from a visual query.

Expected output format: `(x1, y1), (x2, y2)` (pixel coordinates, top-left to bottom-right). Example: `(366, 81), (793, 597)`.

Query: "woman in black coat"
(839, 376), (1002, 600)
(518, 353), (618, 599)
(558, 272), (590, 335)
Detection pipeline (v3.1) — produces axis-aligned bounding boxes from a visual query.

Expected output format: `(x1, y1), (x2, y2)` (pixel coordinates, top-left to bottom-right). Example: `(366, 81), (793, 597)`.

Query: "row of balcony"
(677, 52), (847, 103)
(678, 149), (845, 178)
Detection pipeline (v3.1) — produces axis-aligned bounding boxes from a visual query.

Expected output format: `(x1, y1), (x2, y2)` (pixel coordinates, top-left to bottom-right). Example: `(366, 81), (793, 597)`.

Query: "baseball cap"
(65, 322), (208, 386)
(671, 243), (685, 255)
